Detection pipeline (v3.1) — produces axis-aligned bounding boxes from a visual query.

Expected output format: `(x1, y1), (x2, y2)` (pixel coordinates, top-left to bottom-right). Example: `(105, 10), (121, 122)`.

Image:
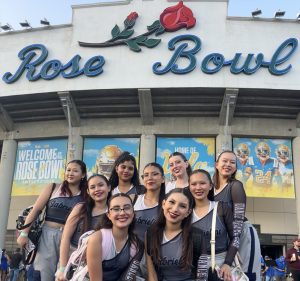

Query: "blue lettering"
(153, 34), (201, 74)
(84, 56), (105, 76)
(3, 44), (47, 83)
(2, 44), (106, 83)
(229, 53), (265, 75)
(201, 53), (225, 74)
(269, 38), (298, 75)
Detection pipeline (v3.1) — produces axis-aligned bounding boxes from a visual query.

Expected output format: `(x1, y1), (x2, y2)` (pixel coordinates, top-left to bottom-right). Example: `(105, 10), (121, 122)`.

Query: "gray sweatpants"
(34, 224), (63, 281)
(239, 221), (261, 281)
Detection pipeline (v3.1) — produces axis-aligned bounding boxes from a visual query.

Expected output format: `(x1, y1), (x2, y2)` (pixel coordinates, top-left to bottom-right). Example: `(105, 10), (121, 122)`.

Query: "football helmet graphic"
(96, 145), (122, 178)
(255, 142), (270, 159)
(236, 143), (250, 159)
(275, 144), (290, 162)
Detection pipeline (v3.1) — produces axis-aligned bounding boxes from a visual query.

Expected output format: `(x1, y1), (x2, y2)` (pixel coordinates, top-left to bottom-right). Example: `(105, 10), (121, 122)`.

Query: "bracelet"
(20, 231), (28, 237)
(59, 266), (66, 272)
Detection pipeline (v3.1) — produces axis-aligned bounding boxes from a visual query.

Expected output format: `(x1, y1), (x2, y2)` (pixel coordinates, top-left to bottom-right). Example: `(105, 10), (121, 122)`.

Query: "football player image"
(95, 145), (122, 178)
(275, 144), (294, 187)
(252, 142), (278, 187)
(235, 143), (254, 185)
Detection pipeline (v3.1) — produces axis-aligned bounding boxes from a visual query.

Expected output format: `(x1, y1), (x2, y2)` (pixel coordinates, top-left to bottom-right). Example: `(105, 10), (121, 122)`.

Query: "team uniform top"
(71, 209), (106, 247)
(192, 201), (238, 266)
(112, 184), (145, 196)
(45, 184), (83, 224)
(214, 180), (246, 250)
(100, 228), (142, 281)
(133, 194), (159, 242)
(165, 182), (189, 194)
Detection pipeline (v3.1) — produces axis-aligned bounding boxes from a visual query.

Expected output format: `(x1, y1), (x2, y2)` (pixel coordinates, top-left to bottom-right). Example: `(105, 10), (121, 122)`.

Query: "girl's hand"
(219, 264), (232, 281)
(17, 234), (28, 247)
(55, 269), (66, 281)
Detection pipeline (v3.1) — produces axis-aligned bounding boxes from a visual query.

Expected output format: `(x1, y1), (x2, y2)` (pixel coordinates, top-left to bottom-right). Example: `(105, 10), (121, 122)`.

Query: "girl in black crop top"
(17, 160), (88, 281)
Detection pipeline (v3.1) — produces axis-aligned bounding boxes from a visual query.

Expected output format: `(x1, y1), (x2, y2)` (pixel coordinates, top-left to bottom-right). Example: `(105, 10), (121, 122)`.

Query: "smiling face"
(115, 160), (135, 183)
(189, 172), (212, 202)
(87, 176), (110, 203)
(169, 155), (189, 179)
(142, 165), (165, 192)
(107, 195), (134, 229)
(65, 162), (85, 185)
(215, 152), (237, 178)
(162, 192), (191, 225)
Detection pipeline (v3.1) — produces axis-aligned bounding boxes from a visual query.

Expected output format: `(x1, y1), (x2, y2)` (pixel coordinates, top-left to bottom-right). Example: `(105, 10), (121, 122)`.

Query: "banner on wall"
(83, 138), (140, 178)
(156, 137), (215, 181)
(233, 138), (295, 198)
(12, 139), (68, 196)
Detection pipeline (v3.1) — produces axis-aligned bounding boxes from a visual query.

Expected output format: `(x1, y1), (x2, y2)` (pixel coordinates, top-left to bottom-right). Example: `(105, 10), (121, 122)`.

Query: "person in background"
(166, 152), (192, 193)
(109, 151), (144, 196)
(56, 174), (110, 281)
(285, 238), (300, 281)
(263, 256), (276, 281)
(273, 256), (286, 281)
(213, 150), (261, 281)
(17, 160), (88, 281)
(7, 248), (22, 281)
(0, 249), (9, 281)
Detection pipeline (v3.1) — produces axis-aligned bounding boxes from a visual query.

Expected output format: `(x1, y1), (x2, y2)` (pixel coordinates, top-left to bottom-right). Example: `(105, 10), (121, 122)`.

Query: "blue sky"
(0, 0), (299, 31)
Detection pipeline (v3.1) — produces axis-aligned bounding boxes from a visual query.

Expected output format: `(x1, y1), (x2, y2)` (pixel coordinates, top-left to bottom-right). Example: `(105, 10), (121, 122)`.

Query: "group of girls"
(16, 150), (261, 281)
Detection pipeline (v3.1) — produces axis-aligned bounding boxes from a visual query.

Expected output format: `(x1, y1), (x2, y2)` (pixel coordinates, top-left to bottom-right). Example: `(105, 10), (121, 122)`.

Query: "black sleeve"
(218, 202), (239, 266)
(191, 227), (208, 281)
(230, 180), (246, 245)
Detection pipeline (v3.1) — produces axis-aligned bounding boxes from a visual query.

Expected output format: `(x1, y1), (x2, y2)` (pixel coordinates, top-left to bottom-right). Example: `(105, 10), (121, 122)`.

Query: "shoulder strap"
(132, 194), (138, 205)
(20, 183), (56, 230)
(210, 201), (218, 270)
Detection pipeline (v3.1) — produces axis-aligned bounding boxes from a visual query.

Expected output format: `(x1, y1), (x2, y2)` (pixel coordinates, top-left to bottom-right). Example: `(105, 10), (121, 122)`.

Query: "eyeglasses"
(109, 205), (133, 214)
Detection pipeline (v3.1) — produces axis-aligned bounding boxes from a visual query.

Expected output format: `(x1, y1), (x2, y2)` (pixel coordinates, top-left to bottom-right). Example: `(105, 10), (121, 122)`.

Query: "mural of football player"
(252, 142), (279, 187)
(95, 145), (123, 178)
(275, 144), (294, 187)
(235, 143), (254, 184)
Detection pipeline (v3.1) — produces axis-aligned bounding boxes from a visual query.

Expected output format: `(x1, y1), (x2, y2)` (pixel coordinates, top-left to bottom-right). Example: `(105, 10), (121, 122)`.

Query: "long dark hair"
(61, 160), (88, 199)
(149, 188), (194, 271)
(142, 162), (166, 205)
(189, 169), (214, 201)
(73, 174), (110, 234)
(213, 150), (237, 190)
(98, 193), (141, 249)
(169, 152), (192, 180)
(109, 152), (140, 191)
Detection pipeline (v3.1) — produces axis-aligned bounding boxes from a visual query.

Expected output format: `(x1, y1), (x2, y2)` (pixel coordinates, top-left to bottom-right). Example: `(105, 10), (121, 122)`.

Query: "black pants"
(291, 270), (300, 281)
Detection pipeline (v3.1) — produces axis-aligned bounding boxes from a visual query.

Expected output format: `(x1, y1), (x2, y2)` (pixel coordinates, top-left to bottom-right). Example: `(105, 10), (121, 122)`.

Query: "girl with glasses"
(56, 174), (110, 281)
(166, 152), (192, 193)
(86, 193), (144, 281)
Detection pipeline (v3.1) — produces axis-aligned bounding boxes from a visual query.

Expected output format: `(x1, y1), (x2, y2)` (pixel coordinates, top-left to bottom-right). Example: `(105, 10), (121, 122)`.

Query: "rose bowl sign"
(1, 1), (298, 84)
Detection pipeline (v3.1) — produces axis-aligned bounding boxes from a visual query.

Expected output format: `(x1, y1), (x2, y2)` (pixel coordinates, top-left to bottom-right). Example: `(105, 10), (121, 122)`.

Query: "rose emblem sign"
(79, 1), (196, 52)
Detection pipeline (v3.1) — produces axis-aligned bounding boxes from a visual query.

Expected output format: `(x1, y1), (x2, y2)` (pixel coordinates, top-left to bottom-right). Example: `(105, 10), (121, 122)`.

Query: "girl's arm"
(56, 203), (84, 281)
(87, 231), (103, 281)
(145, 233), (158, 281)
(17, 182), (57, 247)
